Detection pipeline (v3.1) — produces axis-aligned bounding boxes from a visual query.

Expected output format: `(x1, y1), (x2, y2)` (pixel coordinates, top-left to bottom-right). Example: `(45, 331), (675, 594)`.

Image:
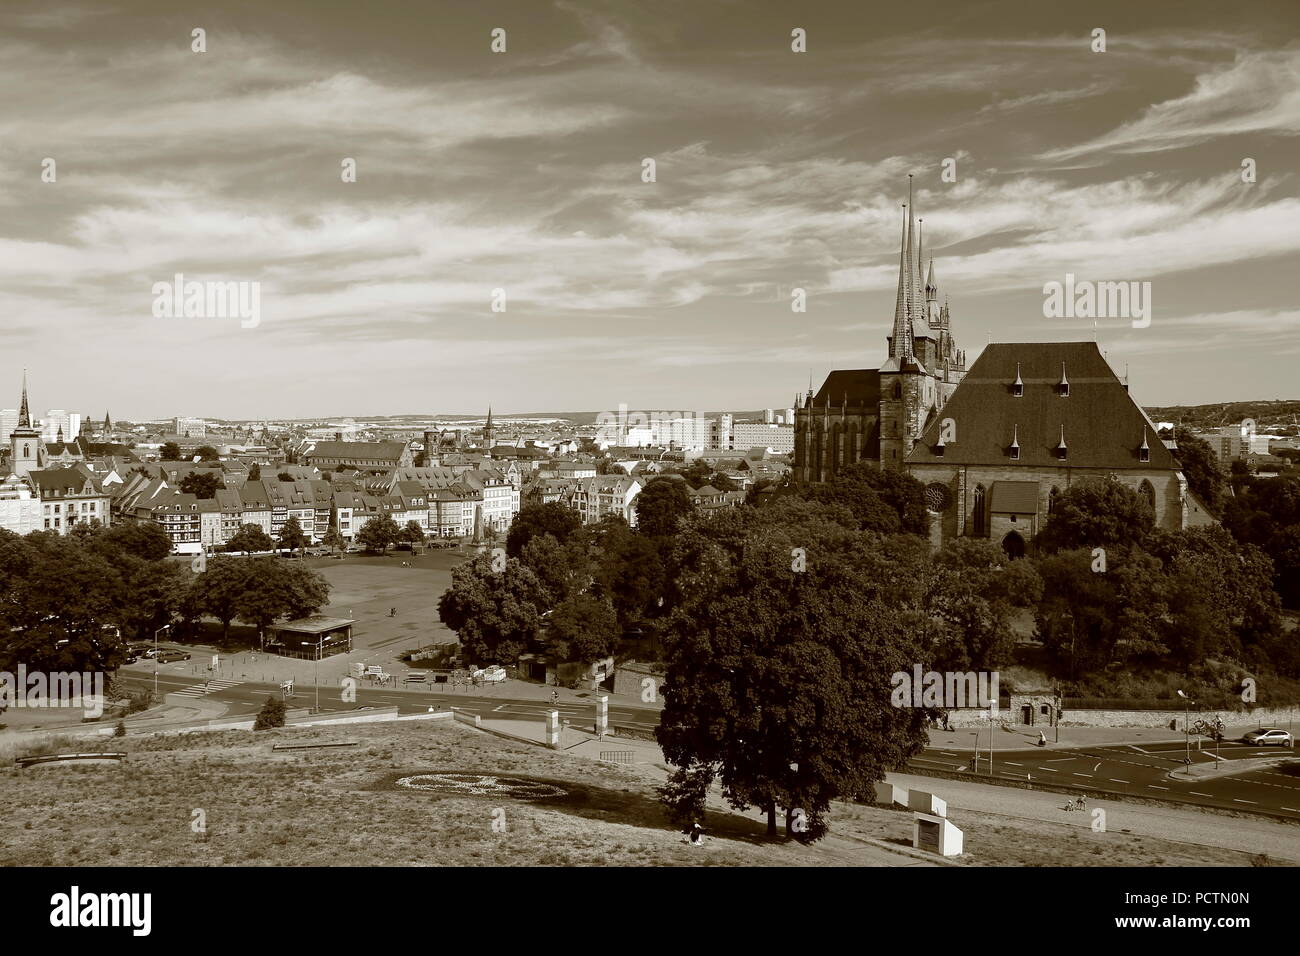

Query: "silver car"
(1243, 728), (1293, 747)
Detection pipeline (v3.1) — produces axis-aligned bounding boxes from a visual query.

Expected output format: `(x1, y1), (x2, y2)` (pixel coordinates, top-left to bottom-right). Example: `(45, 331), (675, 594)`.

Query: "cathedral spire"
(889, 203), (913, 360)
(905, 175), (919, 327)
(18, 369), (31, 428)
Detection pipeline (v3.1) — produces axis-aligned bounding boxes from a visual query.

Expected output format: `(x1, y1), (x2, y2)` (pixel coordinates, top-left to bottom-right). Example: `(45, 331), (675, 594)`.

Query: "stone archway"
(1001, 531), (1026, 559)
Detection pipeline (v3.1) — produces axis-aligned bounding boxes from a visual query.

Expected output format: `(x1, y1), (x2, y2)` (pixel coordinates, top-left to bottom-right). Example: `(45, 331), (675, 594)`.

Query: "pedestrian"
(688, 823), (704, 846)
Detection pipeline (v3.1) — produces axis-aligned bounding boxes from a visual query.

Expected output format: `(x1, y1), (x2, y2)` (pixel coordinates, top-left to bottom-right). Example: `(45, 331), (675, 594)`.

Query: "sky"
(1, 0), (1298, 420)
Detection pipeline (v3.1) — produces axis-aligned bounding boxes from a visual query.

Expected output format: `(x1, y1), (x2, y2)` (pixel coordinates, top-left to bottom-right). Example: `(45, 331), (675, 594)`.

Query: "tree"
(414, 451), (428, 467)
(1035, 477), (1154, 554)
(1173, 427), (1225, 515)
(100, 521), (173, 562)
(194, 446), (220, 462)
(160, 442), (181, 461)
(0, 532), (130, 674)
(402, 521), (426, 545)
(1034, 546), (1168, 676)
(635, 477), (693, 537)
(253, 695), (286, 730)
(799, 462), (928, 535)
(187, 556), (251, 641)
(179, 471), (223, 499)
(277, 515), (309, 554)
(518, 533), (592, 607)
(226, 523), (274, 554)
(356, 515), (401, 553)
(321, 527), (346, 554)
(114, 556), (189, 640)
(437, 553), (547, 663)
(248, 463), (261, 481)
(926, 538), (1041, 673)
(505, 502), (581, 557)
(656, 508), (932, 840)
(276, 471), (293, 482)
(544, 593), (619, 664)
(709, 473), (739, 492)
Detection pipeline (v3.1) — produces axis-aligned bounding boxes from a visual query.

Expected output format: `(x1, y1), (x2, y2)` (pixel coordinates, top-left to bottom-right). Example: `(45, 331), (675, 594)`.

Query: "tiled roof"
(906, 342), (1174, 470)
(989, 481), (1039, 513)
(811, 369), (881, 408)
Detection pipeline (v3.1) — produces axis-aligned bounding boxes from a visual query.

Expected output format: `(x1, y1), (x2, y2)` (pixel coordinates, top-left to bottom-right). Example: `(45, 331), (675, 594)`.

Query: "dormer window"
(1012, 363), (1024, 397)
(1139, 432), (1151, 463)
(1056, 425), (1068, 461)
(1058, 362), (1070, 397)
(1009, 425), (1021, 461)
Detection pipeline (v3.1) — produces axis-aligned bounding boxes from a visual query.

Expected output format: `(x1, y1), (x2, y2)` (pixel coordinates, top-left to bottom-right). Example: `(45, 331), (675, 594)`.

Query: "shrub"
(253, 696), (286, 730)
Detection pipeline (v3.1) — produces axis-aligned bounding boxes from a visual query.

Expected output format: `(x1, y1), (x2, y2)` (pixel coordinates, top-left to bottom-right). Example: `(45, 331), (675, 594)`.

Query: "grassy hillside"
(0, 721), (1283, 866)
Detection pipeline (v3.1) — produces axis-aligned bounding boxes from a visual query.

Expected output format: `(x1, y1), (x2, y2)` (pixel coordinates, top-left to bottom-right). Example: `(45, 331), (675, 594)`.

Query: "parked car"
(1243, 728), (1293, 747)
(155, 651), (191, 663)
(472, 665), (507, 684)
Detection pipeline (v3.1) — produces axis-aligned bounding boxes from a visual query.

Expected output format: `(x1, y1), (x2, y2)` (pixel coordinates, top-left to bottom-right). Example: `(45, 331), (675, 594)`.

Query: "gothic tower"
(10, 371), (42, 478)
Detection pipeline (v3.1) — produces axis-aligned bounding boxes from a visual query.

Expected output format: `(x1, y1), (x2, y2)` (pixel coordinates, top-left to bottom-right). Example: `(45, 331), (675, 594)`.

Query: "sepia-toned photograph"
(1, 0), (1296, 934)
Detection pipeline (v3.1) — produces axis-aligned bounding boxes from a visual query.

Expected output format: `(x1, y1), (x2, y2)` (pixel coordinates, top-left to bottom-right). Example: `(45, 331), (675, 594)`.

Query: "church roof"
(989, 481), (1039, 513)
(906, 342), (1175, 470)
(811, 369), (880, 408)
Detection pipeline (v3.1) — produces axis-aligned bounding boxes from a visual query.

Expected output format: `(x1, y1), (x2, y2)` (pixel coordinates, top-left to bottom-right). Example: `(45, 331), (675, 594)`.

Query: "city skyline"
(3, 0), (1298, 419)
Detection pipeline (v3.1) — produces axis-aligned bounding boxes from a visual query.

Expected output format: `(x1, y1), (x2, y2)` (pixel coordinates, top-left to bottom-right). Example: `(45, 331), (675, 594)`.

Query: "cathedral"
(794, 179), (1216, 554)
(794, 177), (966, 481)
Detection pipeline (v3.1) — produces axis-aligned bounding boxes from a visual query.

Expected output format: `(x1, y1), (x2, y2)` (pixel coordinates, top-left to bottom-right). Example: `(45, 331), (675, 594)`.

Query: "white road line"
(1092, 762), (1101, 772)
(1128, 745), (1149, 754)
(493, 705), (506, 712)
(1282, 807), (1299, 813)
(1109, 779), (1128, 784)
(1149, 785), (1168, 791)
(939, 751), (957, 756)
(1004, 762), (1023, 766)
(1044, 758), (1074, 763)
(1233, 799), (1257, 805)
(1190, 791), (1212, 797)
(1072, 773), (1092, 778)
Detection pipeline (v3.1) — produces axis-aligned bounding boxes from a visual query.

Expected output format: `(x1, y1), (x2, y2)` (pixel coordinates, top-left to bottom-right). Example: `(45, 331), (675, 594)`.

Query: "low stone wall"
(942, 705), (1299, 730)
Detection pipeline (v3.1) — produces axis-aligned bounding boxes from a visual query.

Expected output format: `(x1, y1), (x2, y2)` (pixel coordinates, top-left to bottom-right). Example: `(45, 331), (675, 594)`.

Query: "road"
(117, 666), (1300, 819)
(116, 669), (662, 733)
(911, 738), (1300, 820)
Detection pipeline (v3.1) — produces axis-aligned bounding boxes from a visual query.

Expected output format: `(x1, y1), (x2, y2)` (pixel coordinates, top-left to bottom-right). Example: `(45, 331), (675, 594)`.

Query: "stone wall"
(942, 705), (1298, 730)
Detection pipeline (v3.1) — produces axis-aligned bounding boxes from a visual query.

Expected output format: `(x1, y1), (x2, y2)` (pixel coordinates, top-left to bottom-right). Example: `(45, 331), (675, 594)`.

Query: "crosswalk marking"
(171, 678), (242, 699)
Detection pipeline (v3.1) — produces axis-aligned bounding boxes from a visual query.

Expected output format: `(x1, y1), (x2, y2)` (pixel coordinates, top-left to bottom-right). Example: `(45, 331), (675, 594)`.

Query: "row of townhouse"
(111, 464), (526, 554)
(0, 465), (114, 536)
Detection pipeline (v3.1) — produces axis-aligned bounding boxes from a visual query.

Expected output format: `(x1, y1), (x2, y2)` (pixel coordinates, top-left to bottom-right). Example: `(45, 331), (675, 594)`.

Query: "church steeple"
(18, 370), (31, 428)
(889, 203), (913, 360)
(11, 370), (42, 478)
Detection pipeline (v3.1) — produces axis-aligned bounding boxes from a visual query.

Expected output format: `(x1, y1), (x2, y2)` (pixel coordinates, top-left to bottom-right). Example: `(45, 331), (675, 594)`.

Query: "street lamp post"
(153, 624), (170, 700)
(1177, 689), (1193, 775)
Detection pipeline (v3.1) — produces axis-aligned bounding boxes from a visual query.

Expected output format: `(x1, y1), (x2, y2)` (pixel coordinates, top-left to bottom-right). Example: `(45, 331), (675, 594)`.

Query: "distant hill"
(1144, 400), (1300, 434)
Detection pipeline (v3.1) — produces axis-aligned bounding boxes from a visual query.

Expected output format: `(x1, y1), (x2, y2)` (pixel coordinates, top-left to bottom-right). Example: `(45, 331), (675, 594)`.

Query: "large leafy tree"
(99, 521), (172, 561)
(657, 509), (932, 841)
(179, 471), (223, 498)
(356, 515), (401, 553)
(544, 593), (619, 664)
(1034, 546), (1168, 676)
(799, 462), (927, 535)
(437, 553), (546, 663)
(0, 531), (130, 673)
(277, 516), (309, 554)
(1034, 477), (1154, 553)
(1224, 475), (1300, 608)
(635, 477), (693, 537)
(926, 538), (1041, 673)
(505, 502), (581, 557)
(226, 523), (274, 554)
(188, 556), (251, 640)
(160, 442), (181, 461)
(1173, 427), (1225, 515)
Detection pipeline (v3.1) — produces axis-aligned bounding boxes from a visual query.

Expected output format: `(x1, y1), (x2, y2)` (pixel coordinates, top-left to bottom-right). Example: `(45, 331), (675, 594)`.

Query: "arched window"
(1139, 479), (1156, 512)
(1049, 486), (1060, 514)
(972, 484), (986, 536)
